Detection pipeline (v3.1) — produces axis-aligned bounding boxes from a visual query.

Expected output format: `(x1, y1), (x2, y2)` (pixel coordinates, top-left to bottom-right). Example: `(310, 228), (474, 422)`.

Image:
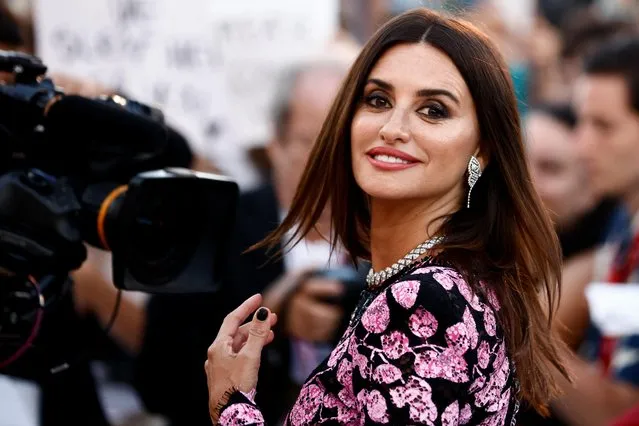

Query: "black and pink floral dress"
(218, 261), (520, 425)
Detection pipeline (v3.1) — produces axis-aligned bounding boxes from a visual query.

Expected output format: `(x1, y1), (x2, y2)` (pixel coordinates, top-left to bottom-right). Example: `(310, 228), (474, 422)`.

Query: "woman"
(205, 8), (569, 425)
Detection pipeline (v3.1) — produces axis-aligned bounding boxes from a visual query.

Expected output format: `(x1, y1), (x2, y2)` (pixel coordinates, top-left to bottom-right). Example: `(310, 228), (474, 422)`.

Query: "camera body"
(0, 51), (239, 367)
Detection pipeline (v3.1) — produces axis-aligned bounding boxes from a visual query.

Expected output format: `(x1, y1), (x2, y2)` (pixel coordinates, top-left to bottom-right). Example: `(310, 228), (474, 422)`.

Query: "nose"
(575, 124), (597, 161)
(379, 108), (410, 144)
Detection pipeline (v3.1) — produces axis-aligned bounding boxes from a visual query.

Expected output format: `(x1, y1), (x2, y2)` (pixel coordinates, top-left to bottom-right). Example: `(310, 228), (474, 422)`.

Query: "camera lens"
(123, 187), (206, 287)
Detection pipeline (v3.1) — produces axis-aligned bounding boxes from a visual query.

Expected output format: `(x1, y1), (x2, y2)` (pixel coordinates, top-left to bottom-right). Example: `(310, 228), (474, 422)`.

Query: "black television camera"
(0, 51), (239, 373)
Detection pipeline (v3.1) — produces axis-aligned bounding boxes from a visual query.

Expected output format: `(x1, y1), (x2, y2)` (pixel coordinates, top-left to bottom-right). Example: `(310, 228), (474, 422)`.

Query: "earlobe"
(473, 148), (488, 170)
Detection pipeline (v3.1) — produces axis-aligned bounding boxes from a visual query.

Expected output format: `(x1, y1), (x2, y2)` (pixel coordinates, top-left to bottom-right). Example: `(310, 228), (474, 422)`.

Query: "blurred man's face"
(574, 74), (639, 201)
(268, 69), (343, 210)
(527, 112), (594, 228)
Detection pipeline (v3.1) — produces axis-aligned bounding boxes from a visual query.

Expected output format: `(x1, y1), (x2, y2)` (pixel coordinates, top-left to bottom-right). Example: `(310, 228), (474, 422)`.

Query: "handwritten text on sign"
(34, 0), (338, 182)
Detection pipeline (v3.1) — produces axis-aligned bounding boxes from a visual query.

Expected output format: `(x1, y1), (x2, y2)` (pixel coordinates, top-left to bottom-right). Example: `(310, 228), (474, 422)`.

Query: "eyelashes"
(418, 103), (449, 119)
(364, 93), (390, 109)
(363, 91), (450, 120)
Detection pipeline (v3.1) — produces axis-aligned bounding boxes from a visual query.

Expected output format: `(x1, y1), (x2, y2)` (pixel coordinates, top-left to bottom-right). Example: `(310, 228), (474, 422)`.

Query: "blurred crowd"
(3, 0), (639, 425)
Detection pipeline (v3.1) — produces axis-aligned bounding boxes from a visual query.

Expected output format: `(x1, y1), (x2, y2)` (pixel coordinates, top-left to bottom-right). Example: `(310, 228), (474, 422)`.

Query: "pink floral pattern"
(288, 384), (323, 426)
(358, 389), (391, 423)
(373, 363), (402, 384)
(409, 307), (439, 339)
(391, 280), (420, 308)
(218, 263), (519, 425)
(218, 403), (265, 425)
(381, 330), (410, 359)
(361, 292), (390, 333)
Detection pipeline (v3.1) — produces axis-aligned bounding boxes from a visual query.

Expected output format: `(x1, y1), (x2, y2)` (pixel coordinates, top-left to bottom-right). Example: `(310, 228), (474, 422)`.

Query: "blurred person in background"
(519, 103), (621, 426)
(527, 104), (596, 241)
(559, 11), (637, 95)
(550, 37), (639, 426)
(531, 9), (637, 104)
(526, 103), (620, 349)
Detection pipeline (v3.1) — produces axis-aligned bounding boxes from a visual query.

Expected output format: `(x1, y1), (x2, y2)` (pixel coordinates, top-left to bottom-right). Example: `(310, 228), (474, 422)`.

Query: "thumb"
(242, 307), (272, 357)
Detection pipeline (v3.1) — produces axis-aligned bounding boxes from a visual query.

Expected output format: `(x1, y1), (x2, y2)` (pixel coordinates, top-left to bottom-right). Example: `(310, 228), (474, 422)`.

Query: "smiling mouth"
(366, 153), (419, 171)
(370, 154), (413, 165)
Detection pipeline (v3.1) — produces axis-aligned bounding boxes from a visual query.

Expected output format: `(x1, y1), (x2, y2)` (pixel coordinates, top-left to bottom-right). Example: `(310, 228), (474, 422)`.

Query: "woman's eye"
(365, 94), (390, 109)
(418, 103), (449, 119)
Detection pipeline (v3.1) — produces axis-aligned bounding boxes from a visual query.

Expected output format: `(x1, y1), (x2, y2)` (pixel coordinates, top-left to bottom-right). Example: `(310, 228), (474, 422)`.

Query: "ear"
(472, 146), (489, 170)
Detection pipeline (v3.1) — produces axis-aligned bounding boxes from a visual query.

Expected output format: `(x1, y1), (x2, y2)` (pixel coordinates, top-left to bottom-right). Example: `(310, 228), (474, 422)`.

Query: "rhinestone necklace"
(366, 237), (443, 290)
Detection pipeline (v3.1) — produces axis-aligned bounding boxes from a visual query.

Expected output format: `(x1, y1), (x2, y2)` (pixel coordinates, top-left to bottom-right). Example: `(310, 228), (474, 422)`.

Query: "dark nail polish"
(256, 307), (268, 321)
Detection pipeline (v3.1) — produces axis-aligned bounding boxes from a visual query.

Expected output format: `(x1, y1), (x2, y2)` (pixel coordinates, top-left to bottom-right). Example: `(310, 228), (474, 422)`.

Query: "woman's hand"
(205, 294), (277, 423)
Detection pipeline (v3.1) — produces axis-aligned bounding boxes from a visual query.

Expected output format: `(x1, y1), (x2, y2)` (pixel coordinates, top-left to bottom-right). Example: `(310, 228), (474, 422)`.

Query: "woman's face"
(350, 43), (481, 209)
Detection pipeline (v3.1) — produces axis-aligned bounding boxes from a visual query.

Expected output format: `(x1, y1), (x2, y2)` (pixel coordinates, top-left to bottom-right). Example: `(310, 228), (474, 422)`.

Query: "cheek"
(549, 174), (576, 200)
(350, 112), (381, 176)
(537, 176), (571, 216)
(416, 124), (477, 174)
(619, 127), (639, 160)
(350, 112), (380, 151)
(599, 133), (638, 182)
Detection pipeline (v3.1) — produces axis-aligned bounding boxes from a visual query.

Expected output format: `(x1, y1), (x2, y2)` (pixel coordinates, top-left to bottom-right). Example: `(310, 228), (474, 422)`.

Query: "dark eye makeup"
(364, 92), (391, 109)
(361, 87), (451, 120)
(418, 102), (449, 119)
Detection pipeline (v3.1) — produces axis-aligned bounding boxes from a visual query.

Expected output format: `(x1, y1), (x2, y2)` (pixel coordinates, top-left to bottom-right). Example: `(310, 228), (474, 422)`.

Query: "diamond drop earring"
(467, 156), (482, 208)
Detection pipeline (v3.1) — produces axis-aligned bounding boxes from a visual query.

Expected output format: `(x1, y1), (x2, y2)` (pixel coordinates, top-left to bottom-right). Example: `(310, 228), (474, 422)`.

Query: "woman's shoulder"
(374, 263), (502, 335)
(397, 263), (499, 307)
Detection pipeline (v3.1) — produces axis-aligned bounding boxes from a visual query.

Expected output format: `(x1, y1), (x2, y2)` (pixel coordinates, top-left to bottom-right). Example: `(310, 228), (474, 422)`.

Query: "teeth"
(373, 154), (410, 164)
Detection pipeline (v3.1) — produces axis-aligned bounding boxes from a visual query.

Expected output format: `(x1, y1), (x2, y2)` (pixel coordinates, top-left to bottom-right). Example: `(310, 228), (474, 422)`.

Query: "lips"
(365, 146), (420, 171)
(365, 147), (420, 163)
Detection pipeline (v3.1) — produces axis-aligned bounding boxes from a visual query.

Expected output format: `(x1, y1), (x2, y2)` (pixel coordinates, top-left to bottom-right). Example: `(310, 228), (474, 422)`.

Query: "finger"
(218, 294), (262, 338)
(300, 279), (344, 298)
(232, 324), (250, 353)
(232, 313), (278, 352)
(241, 307), (273, 357)
(238, 330), (275, 351)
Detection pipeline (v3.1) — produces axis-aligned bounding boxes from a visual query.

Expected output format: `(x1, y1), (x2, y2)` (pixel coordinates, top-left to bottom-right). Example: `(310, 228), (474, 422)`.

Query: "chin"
(593, 180), (623, 200)
(355, 174), (421, 201)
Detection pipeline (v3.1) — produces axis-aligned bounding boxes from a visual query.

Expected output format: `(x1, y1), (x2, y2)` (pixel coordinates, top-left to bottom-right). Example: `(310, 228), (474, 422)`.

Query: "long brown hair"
(257, 8), (569, 414)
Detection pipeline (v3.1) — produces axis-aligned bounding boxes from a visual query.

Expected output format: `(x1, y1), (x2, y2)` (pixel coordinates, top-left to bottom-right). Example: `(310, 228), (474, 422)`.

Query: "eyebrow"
(367, 78), (460, 106)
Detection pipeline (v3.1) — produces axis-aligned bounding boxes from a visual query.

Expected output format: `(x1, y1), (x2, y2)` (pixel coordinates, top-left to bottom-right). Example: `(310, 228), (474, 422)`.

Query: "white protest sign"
(33, 0), (339, 187)
(586, 282), (639, 337)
